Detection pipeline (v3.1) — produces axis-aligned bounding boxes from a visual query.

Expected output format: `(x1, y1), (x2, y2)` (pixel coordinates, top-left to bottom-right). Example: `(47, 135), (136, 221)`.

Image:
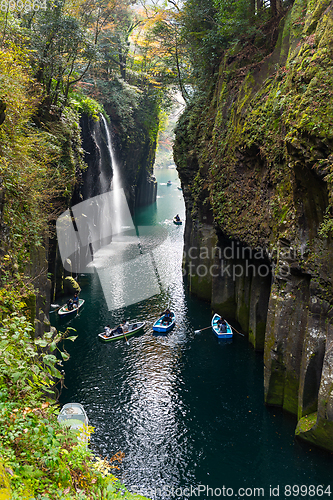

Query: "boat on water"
(167, 180), (172, 186)
(98, 321), (145, 342)
(173, 216), (182, 225)
(153, 312), (175, 333)
(211, 313), (233, 339)
(177, 186), (182, 191)
(58, 298), (85, 316)
(57, 403), (89, 430)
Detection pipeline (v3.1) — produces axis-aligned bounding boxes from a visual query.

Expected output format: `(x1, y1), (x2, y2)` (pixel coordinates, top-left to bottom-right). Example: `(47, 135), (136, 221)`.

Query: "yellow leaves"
(0, 49), (38, 128)
(91, 451), (125, 478)
(92, 456), (113, 477)
(129, 1), (180, 77)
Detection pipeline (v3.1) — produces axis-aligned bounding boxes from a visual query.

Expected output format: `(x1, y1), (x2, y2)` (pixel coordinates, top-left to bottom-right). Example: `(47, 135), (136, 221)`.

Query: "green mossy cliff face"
(174, 0), (333, 451)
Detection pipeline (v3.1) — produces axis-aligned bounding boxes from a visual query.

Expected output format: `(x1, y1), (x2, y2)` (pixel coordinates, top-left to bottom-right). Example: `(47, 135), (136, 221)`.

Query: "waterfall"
(100, 114), (121, 193)
(57, 113), (162, 311)
(100, 115), (124, 238)
(87, 115), (159, 310)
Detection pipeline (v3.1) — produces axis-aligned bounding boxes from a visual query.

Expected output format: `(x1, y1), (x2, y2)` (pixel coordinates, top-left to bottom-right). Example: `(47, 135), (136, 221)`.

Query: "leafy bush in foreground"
(0, 313), (148, 499)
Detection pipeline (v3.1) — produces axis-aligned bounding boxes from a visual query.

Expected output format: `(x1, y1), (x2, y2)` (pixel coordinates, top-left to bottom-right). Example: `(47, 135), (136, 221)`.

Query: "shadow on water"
(52, 167), (332, 500)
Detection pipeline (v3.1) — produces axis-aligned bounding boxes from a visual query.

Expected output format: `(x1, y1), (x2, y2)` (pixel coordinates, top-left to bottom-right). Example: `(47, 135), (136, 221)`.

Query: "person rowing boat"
(217, 317), (227, 333)
(73, 292), (79, 308)
(161, 308), (173, 325)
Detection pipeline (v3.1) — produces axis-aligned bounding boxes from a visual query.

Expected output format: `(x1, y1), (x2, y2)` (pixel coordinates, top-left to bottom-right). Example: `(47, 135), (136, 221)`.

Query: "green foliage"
(318, 212), (333, 238)
(176, 0), (333, 249)
(26, 0), (97, 105)
(89, 77), (141, 132)
(181, 0), (286, 91)
(0, 46), (89, 272)
(0, 49), (50, 264)
(182, 0), (225, 81)
(0, 314), (64, 399)
(69, 92), (106, 121)
(213, 0), (253, 39)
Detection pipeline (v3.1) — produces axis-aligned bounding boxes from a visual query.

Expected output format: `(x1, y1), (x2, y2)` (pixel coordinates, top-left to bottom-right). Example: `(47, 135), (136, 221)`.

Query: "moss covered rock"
(63, 276), (81, 295)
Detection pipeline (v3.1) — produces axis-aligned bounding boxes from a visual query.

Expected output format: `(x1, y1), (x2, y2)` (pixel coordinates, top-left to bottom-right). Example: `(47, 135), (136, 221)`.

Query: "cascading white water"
(100, 115), (121, 192)
(91, 116), (161, 310)
(100, 115), (133, 243)
(57, 113), (162, 311)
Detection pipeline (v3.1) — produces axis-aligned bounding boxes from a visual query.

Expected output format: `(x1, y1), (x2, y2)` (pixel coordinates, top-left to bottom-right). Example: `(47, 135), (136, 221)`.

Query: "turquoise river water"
(52, 167), (332, 500)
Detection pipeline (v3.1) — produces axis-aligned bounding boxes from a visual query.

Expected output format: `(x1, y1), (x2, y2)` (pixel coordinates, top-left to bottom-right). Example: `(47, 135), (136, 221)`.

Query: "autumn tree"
(96, 1), (141, 80)
(129, 0), (191, 102)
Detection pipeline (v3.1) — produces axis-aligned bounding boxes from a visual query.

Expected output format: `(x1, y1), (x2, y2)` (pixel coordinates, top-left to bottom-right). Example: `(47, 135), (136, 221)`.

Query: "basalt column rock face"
(183, 210), (272, 351)
(174, 0), (333, 450)
(77, 114), (113, 201)
(25, 244), (53, 340)
(0, 99), (6, 126)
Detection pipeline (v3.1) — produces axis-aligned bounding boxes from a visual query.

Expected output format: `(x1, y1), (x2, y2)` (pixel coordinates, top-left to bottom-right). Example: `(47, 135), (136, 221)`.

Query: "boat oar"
(194, 326), (212, 334)
(49, 304), (61, 314)
(231, 325), (245, 337)
(120, 324), (129, 345)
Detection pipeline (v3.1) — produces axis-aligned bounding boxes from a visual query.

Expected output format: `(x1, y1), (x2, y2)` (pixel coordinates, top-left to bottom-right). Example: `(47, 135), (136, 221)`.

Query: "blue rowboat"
(173, 217), (182, 225)
(153, 312), (175, 333)
(211, 313), (233, 339)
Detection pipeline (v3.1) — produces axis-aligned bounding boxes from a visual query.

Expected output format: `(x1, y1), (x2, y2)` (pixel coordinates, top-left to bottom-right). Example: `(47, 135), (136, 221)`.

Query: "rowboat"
(58, 298), (85, 316)
(167, 180), (172, 185)
(58, 403), (89, 430)
(211, 313), (233, 339)
(153, 312), (175, 333)
(58, 403), (89, 445)
(98, 321), (145, 342)
(173, 217), (182, 225)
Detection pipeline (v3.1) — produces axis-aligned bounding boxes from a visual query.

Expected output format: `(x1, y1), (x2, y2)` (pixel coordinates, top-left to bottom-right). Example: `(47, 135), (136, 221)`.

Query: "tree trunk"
(249, 0), (255, 18)
(117, 38), (126, 80)
(256, 0), (263, 12)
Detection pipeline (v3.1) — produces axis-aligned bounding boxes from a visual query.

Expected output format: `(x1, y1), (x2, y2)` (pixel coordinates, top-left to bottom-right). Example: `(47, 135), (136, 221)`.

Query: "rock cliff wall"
(174, 0), (333, 450)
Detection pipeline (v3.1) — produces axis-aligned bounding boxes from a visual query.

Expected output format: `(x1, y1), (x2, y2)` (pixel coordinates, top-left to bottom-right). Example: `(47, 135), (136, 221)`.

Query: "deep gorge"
(1, 0), (333, 496)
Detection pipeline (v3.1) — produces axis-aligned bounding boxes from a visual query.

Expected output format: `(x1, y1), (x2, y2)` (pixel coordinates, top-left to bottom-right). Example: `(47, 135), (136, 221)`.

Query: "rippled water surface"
(52, 168), (332, 499)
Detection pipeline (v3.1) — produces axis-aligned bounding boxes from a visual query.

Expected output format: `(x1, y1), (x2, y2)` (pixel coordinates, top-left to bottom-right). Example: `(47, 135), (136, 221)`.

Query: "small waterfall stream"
(100, 114), (122, 193)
